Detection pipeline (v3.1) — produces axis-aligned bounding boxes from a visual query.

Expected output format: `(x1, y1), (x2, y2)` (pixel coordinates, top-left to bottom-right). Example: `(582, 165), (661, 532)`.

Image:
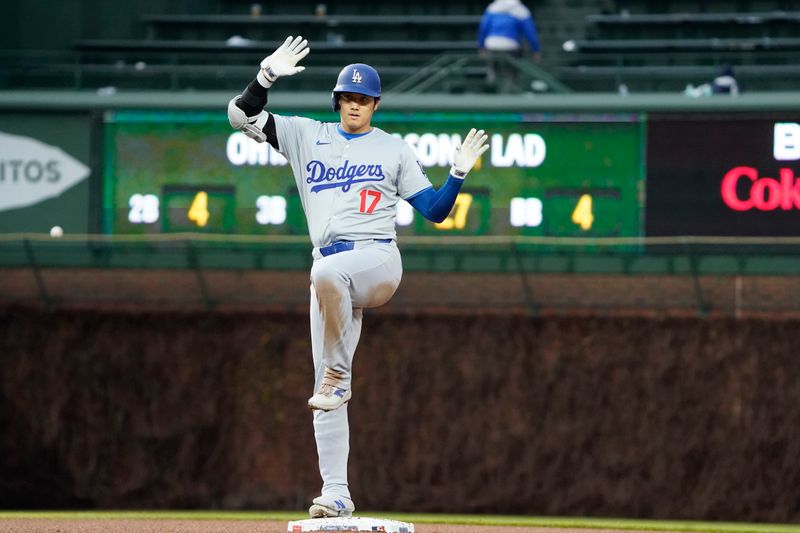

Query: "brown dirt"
(0, 519), (679, 533)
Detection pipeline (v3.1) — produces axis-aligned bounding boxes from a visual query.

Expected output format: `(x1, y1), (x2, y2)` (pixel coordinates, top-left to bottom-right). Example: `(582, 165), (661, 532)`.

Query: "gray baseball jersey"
(271, 115), (432, 247)
(264, 111), (429, 513)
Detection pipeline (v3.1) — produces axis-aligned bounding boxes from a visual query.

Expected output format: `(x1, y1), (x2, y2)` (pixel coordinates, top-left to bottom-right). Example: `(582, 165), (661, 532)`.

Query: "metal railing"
(387, 52), (571, 94)
(2, 234), (800, 316)
(4, 233), (800, 272)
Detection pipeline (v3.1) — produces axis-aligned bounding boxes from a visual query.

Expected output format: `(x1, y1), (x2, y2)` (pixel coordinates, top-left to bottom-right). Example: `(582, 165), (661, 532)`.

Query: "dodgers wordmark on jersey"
(272, 116), (432, 248)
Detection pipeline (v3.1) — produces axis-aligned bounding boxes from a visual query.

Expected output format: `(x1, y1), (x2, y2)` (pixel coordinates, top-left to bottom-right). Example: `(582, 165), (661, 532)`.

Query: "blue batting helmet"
(331, 63), (381, 111)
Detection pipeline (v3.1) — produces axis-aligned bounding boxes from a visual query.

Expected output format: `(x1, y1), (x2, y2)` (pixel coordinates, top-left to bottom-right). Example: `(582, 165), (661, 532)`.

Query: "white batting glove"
(227, 95), (267, 143)
(450, 128), (489, 179)
(258, 35), (310, 87)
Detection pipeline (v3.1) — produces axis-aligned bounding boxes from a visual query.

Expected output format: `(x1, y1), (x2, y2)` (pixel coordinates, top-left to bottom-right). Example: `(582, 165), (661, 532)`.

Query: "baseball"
(49, 225), (64, 238)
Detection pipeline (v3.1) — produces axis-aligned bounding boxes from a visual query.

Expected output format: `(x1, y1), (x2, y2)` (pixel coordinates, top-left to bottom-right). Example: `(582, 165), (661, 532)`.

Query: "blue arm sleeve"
(407, 176), (464, 223)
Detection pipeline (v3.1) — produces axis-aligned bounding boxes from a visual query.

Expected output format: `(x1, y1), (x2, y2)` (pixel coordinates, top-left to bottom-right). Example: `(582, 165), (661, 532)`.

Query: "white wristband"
(257, 69), (274, 88)
(449, 166), (468, 179)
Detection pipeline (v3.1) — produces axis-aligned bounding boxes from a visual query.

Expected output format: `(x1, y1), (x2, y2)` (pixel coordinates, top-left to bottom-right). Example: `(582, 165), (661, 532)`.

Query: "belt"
(318, 239), (393, 257)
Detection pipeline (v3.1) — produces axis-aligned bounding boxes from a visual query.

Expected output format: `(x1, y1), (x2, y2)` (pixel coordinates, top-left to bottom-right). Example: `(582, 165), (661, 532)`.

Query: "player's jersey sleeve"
(397, 142), (433, 200)
(270, 114), (320, 159)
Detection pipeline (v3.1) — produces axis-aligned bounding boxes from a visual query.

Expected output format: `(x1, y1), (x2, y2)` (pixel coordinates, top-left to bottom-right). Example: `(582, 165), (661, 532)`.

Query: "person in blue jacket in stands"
(477, 0), (541, 93)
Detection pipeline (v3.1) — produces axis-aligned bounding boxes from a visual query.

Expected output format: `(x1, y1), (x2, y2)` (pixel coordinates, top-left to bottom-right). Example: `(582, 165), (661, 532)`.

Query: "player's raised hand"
(259, 36), (310, 84)
(450, 128), (489, 179)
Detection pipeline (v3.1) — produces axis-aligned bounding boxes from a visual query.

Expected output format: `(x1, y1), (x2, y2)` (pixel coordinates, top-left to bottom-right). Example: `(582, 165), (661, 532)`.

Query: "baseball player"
(227, 36), (488, 518)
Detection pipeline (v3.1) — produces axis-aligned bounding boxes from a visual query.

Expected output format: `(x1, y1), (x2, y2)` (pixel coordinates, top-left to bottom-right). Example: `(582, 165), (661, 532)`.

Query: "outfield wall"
(2, 308), (799, 521)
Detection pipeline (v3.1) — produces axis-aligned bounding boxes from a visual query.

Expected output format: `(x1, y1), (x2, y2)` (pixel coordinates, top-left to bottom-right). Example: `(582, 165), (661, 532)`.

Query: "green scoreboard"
(103, 110), (645, 237)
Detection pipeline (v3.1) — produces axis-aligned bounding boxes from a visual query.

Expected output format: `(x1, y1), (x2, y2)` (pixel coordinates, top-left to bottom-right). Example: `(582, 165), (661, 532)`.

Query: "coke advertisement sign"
(721, 166), (800, 211)
(647, 114), (800, 236)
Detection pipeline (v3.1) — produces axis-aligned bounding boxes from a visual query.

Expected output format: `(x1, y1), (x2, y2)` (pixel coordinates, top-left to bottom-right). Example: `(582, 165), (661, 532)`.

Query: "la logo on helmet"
(351, 70), (362, 83)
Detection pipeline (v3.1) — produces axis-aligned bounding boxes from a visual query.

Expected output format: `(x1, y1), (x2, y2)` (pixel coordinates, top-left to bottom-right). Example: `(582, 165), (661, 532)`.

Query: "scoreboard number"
(571, 194), (594, 230)
(188, 191), (210, 227)
(395, 200), (414, 226)
(128, 194), (159, 224)
(510, 197), (543, 227)
(435, 193), (473, 230)
(256, 195), (287, 225)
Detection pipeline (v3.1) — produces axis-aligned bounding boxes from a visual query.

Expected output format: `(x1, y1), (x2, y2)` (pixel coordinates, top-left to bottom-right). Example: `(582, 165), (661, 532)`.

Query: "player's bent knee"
(311, 266), (348, 295)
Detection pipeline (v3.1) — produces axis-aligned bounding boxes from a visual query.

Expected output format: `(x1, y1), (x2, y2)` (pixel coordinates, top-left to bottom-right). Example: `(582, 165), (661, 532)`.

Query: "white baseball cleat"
(308, 384), (352, 411)
(308, 494), (355, 518)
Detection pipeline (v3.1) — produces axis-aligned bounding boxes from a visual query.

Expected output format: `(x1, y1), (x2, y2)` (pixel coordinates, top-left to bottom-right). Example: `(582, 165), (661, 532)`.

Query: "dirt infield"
(0, 519), (676, 533)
